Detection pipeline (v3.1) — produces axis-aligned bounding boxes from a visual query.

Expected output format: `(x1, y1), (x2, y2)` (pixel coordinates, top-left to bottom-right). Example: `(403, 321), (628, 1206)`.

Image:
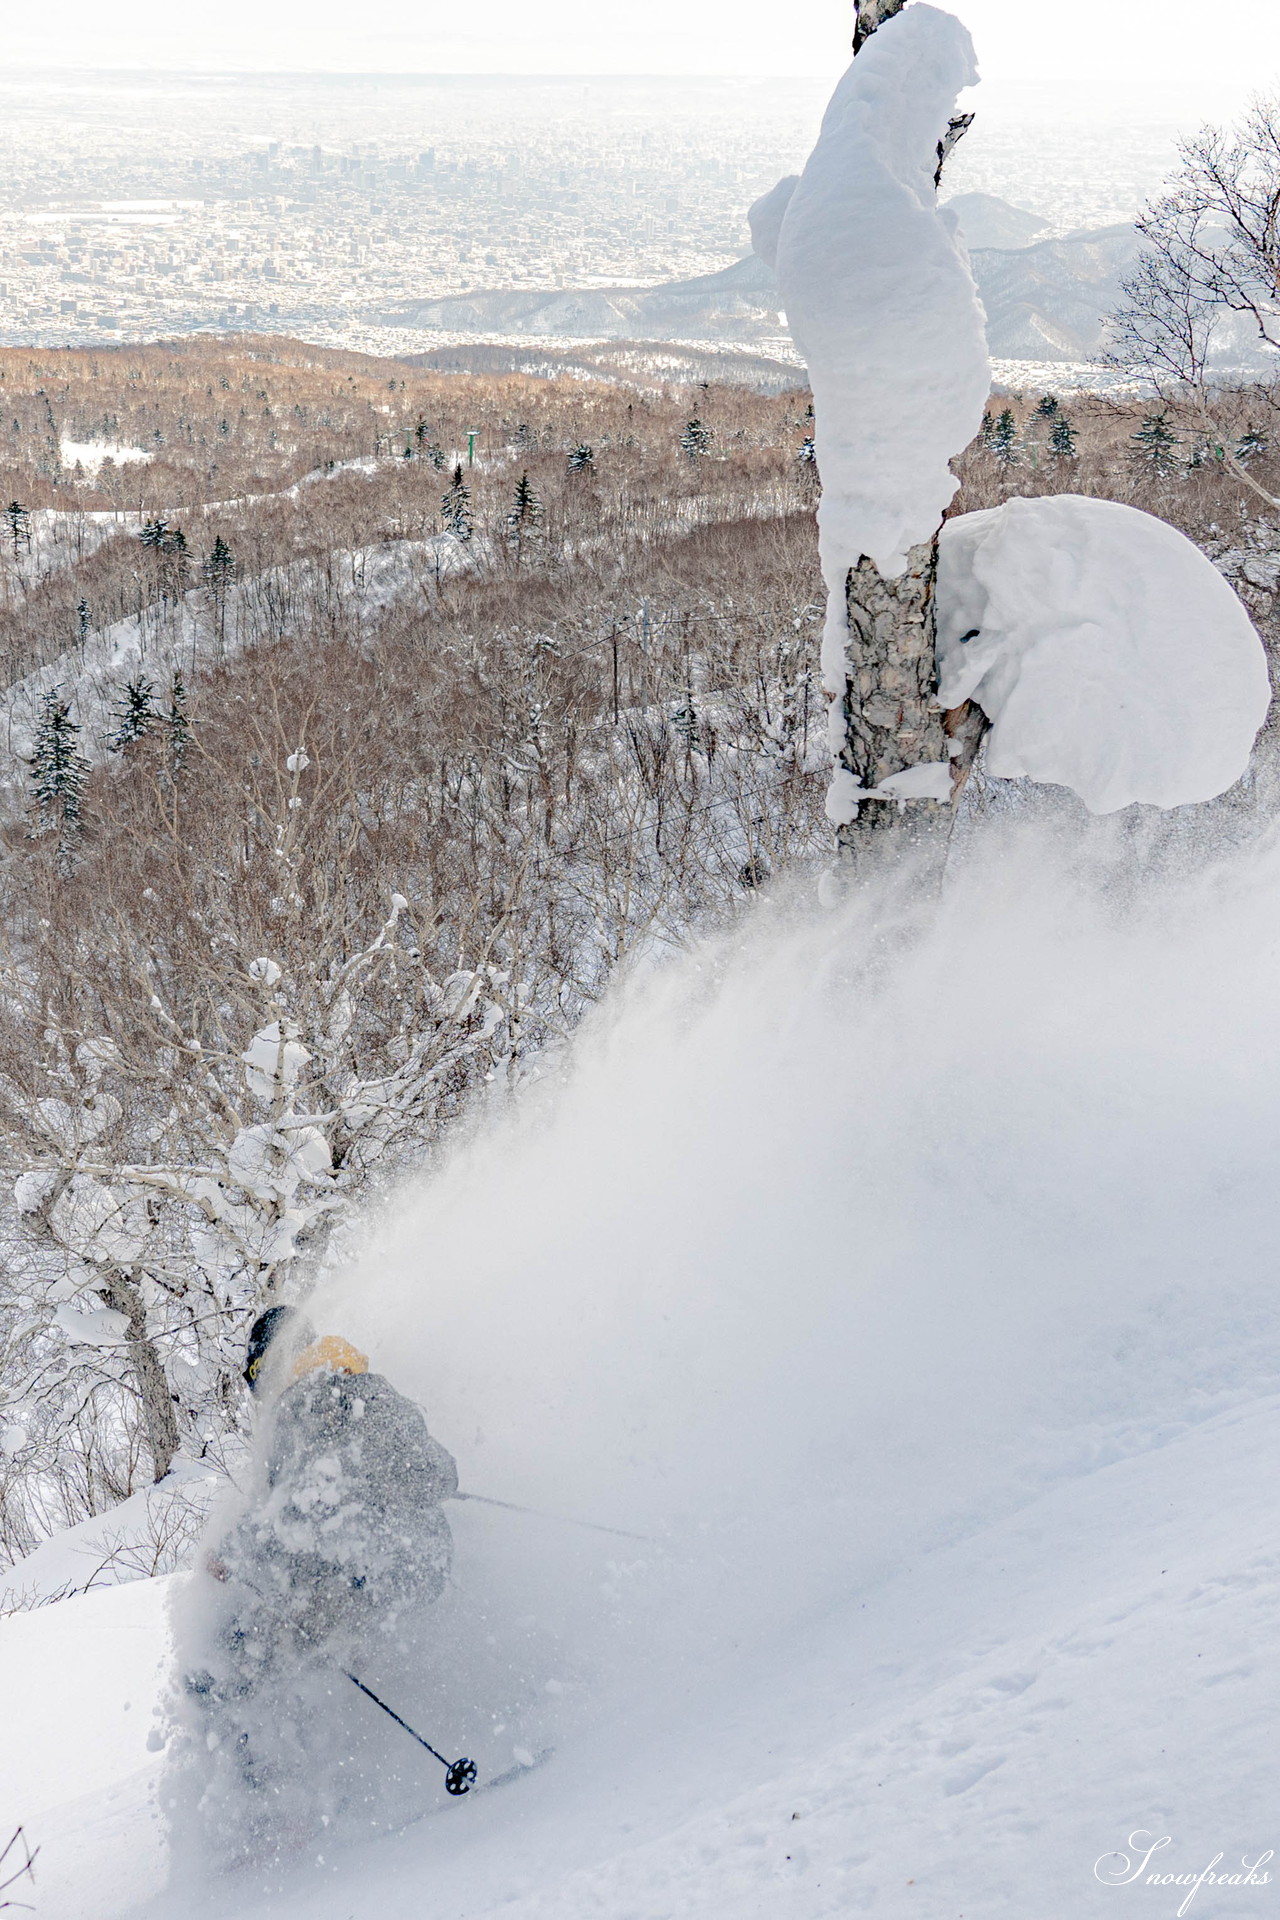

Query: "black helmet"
(243, 1304), (315, 1392)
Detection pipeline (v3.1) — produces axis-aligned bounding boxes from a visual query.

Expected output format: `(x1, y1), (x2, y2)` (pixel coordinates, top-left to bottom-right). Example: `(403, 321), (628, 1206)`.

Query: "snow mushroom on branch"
(935, 495), (1271, 811)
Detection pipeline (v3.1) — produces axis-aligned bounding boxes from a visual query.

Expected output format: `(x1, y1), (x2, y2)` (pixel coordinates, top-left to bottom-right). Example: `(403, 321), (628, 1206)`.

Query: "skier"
(185, 1305), (458, 1861)
(209, 1305), (458, 1626)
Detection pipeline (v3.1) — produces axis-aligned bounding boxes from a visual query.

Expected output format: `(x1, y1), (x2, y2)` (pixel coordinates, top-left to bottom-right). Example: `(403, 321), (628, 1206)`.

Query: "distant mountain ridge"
(384, 253), (785, 350)
(380, 195), (1142, 365)
(943, 191), (1048, 252)
(972, 224), (1141, 361)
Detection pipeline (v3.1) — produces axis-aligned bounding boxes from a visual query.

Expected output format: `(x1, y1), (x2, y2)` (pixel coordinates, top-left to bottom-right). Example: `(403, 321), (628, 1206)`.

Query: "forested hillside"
(1, 331), (1279, 1576)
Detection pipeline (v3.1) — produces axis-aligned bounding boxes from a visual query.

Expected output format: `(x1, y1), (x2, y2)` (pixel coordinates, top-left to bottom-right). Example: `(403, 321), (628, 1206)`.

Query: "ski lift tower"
(467, 429), (478, 466)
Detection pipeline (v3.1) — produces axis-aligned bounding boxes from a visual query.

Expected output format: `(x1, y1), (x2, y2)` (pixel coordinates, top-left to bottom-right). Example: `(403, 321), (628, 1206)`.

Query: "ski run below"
(6, 819), (1280, 1918)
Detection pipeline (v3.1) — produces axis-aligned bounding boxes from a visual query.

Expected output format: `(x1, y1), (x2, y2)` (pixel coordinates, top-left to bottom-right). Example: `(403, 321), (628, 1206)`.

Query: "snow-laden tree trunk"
(830, 0), (983, 860)
(837, 540), (951, 848)
(836, 533), (990, 859)
(764, 2), (1268, 863)
(762, 0), (993, 871)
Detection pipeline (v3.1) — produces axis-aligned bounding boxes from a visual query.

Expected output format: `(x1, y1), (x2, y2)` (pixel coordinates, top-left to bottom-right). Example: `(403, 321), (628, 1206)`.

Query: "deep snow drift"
(11, 812), (1280, 1916)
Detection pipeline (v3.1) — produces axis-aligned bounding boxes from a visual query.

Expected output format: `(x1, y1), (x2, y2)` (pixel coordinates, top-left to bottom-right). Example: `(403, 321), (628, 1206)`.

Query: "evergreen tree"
(1049, 415), (1079, 460)
(990, 408), (1019, 466)
(139, 518), (188, 571)
(203, 534), (234, 588)
(1131, 411), (1181, 474)
(797, 433), (817, 468)
(107, 677), (160, 754)
(76, 598), (91, 647)
(567, 443), (594, 473)
(441, 463), (473, 541)
(1235, 427), (1269, 466)
(414, 416), (430, 451)
(670, 696), (701, 750)
(979, 410), (995, 447)
(29, 687), (89, 850)
(5, 501), (31, 557)
(145, 522), (188, 609)
(203, 535), (234, 647)
(1034, 393), (1060, 420)
(1186, 435), (1222, 471)
(506, 471), (542, 554)
(168, 670), (191, 773)
(680, 417), (713, 458)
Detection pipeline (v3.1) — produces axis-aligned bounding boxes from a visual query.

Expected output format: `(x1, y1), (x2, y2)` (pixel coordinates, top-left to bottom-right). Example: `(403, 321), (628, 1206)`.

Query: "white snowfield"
(2, 506), (142, 584)
(0, 1461), (218, 1612)
(6, 1354), (1280, 1917)
(60, 441), (153, 474)
(0, 1576), (170, 1916)
(938, 496), (1273, 813)
(765, 4), (989, 692)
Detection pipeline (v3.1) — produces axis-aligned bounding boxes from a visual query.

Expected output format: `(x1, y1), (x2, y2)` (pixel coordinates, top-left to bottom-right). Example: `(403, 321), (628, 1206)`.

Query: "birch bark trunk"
(98, 1271), (180, 1483)
(834, 0), (988, 866)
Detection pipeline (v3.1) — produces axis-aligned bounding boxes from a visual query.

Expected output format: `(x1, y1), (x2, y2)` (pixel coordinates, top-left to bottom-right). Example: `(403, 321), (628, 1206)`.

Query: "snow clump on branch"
(242, 1021), (311, 1102)
(937, 495), (1272, 813)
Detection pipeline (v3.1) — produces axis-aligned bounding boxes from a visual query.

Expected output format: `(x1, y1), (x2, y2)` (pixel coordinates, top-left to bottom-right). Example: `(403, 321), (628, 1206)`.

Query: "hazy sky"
(10, 0), (1280, 118)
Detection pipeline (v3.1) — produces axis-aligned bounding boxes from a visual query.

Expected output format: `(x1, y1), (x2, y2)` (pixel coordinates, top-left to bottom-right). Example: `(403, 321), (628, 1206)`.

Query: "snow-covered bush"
(0, 886), (520, 1515)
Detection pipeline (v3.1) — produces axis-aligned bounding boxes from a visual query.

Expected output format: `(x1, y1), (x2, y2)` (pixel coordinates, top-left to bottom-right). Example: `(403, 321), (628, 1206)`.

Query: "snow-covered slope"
(0, 535), (467, 789)
(221, 1394), (1280, 1919)
(10, 1348), (1280, 1918)
(0, 1462), (219, 1611)
(0, 1576), (170, 1917)
(2, 507), (142, 585)
(7, 822), (1280, 1917)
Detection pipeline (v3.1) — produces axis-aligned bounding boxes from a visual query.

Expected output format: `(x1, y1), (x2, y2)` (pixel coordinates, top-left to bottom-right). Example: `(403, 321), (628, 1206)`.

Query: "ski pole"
(341, 1671), (477, 1796)
(452, 1489), (657, 1544)
(215, 1563), (477, 1796)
